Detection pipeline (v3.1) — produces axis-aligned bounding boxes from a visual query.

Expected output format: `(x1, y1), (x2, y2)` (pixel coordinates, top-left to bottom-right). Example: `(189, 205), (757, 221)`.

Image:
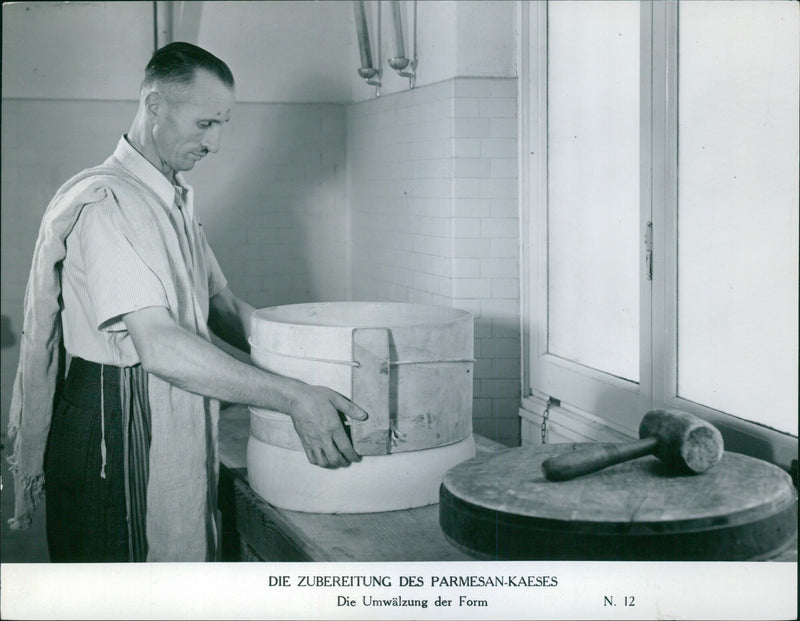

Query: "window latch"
(645, 221), (654, 281)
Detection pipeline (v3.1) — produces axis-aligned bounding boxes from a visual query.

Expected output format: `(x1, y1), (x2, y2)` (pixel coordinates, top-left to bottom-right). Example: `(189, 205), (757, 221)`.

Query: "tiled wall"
(348, 77), (521, 446)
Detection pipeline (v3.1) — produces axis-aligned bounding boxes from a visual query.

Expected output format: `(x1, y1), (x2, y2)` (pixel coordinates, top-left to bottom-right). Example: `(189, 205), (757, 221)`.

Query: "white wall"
(456, 1), (517, 77)
(170, 1), (518, 103)
(2, 0), (518, 104)
(1, 2), (152, 100)
(189, 1), (356, 103)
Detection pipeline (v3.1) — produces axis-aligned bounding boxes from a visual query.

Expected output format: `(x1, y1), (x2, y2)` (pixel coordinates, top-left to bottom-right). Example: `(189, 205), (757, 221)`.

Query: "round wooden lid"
(440, 444), (797, 560)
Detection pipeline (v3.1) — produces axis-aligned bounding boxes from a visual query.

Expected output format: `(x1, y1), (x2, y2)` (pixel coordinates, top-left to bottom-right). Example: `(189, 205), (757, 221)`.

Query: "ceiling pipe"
(388, 0), (416, 88)
(353, 0), (382, 93)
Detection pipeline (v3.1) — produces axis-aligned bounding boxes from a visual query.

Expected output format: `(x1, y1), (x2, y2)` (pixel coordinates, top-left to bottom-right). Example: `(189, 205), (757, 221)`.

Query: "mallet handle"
(541, 437), (659, 481)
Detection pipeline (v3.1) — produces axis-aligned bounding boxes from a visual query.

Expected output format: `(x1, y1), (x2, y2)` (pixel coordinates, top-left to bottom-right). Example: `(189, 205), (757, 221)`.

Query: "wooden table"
(217, 404), (796, 562)
(217, 404), (503, 561)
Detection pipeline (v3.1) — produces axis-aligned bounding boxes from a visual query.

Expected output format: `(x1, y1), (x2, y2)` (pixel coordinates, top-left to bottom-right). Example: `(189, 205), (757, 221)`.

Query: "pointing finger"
(331, 392), (368, 421)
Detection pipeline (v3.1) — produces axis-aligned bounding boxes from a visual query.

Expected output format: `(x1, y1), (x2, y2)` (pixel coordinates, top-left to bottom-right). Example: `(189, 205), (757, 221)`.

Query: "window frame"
(520, 0), (798, 469)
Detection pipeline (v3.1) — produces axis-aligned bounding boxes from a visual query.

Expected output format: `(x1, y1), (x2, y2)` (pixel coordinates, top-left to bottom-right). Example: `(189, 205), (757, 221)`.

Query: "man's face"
(151, 69), (234, 174)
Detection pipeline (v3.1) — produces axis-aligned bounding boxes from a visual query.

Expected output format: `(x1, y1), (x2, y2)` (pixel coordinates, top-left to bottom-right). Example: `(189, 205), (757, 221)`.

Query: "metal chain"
(540, 396), (559, 444)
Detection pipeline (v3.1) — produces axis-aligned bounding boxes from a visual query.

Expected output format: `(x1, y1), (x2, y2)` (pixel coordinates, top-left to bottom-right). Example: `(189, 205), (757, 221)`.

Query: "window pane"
(547, 1), (640, 381)
(678, 1), (799, 435)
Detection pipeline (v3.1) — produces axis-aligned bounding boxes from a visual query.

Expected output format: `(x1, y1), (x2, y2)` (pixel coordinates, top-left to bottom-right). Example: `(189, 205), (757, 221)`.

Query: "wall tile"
(481, 138), (518, 159)
(453, 278), (493, 299)
(481, 218), (519, 239)
(453, 117), (493, 138)
(453, 138), (482, 158)
(481, 257), (519, 279)
(491, 278), (520, 299)
(490, 118), (518, 138)
(453, 218), (482, 239)
(479, 97), (517, 118)
(454, 158), (493, 179)
(453, 80), (495, 98)
(453, 258), (481, 278)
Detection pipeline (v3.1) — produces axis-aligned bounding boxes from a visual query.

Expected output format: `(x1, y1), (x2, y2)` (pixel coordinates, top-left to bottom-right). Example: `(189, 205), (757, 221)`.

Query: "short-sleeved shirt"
(61, 136), (228, 366)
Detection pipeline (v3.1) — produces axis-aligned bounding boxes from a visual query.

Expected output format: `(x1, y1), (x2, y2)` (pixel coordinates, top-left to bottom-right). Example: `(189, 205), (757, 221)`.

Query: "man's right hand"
(286, 384), (368, 468)
(123, 305), (368, 470)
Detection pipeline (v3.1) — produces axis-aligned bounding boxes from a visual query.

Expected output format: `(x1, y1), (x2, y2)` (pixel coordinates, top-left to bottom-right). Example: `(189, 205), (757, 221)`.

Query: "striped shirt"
(61, 136), (227, 365)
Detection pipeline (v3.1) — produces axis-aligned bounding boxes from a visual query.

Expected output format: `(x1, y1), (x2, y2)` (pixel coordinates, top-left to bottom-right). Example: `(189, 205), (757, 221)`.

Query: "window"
(521, 0), (798, 468)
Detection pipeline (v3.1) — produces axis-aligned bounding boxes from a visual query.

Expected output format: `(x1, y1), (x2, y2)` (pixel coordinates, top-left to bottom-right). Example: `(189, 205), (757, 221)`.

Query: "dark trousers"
(44, 357), (129, 562)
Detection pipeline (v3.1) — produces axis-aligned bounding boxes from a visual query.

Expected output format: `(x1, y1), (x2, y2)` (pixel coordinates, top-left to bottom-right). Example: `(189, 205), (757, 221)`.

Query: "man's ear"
(144, 90), (163, 120)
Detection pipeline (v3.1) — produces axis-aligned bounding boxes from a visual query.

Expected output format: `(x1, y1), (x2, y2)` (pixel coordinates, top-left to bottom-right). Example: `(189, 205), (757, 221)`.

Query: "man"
(7, 42), (366, 562)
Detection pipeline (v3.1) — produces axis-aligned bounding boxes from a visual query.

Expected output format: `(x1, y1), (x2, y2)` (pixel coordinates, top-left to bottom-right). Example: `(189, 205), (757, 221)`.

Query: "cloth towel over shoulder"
(7, 160), (220, 561)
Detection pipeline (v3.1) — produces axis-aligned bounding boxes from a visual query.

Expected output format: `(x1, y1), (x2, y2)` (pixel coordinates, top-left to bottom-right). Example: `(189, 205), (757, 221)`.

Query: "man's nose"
(201, 125), (221, 153)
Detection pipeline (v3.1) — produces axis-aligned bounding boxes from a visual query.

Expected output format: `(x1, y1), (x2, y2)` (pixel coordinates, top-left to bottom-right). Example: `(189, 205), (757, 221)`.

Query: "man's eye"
(198, 122), (211, 129)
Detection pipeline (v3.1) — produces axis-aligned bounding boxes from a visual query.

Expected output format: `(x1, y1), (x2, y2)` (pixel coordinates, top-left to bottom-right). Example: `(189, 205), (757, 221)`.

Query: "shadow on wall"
(471, 314), (521, 447)
(1, 315), (16, 349)
(187, 101), (349, 310)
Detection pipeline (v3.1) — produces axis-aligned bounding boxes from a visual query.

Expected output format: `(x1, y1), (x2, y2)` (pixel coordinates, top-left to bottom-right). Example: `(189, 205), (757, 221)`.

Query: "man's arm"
(122, 306), (365, 468)
(207, 286), (254, 353)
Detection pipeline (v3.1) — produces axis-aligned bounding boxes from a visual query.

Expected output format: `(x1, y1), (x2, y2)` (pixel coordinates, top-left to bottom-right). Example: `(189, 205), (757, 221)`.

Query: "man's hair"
(142, 42), (234, 91)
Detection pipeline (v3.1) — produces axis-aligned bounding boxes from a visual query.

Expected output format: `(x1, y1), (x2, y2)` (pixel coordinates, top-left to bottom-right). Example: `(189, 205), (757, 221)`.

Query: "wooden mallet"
(541, 409), (724, 481)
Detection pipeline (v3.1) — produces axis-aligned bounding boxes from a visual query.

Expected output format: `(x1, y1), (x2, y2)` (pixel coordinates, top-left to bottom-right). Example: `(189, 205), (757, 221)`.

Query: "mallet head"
(639, 409), (724, 474)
